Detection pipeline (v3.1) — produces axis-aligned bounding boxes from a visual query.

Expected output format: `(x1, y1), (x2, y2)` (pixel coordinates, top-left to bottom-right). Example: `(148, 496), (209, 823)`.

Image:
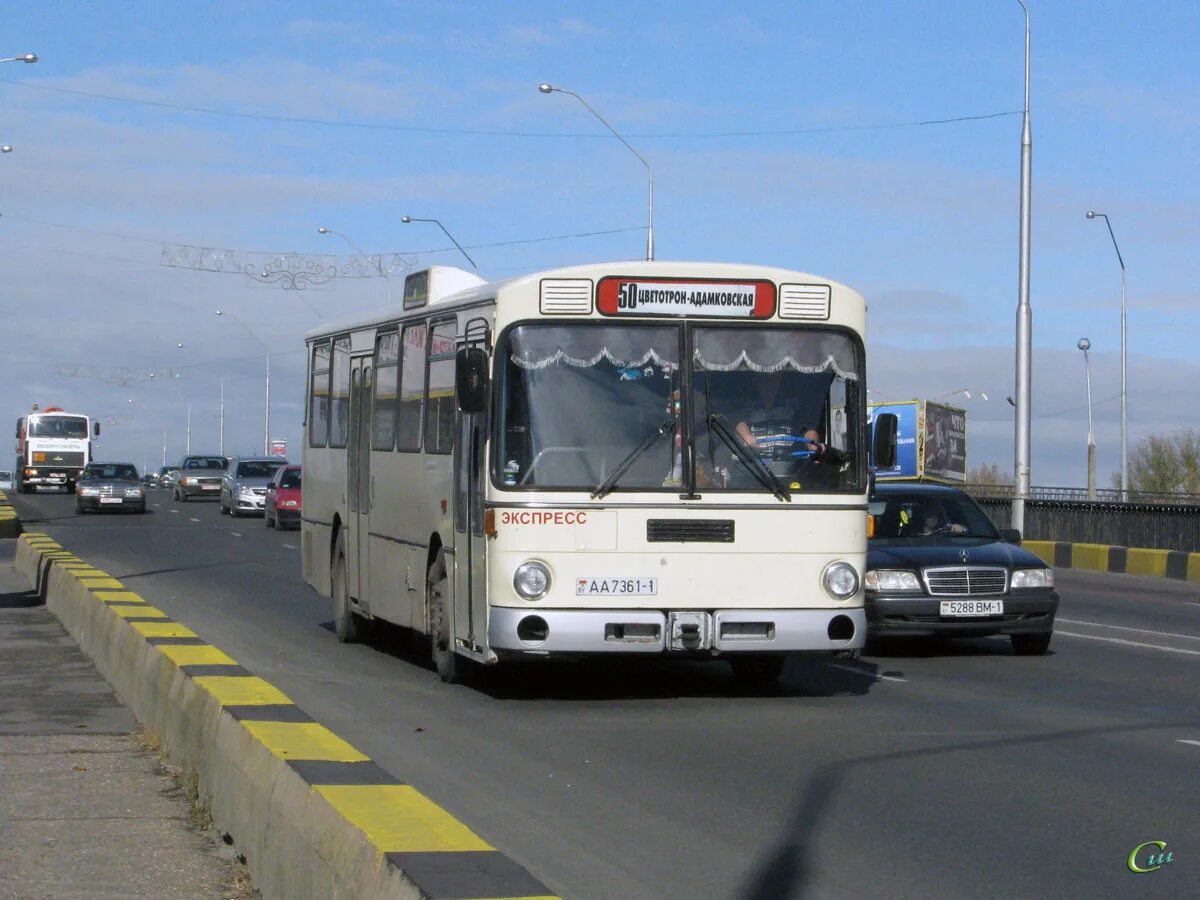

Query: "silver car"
(173, 455), (228, 501)
(220, 456), (287, 517)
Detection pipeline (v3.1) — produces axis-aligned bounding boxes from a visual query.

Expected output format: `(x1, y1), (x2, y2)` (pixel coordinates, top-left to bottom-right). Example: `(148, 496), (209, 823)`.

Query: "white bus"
(302, 261), (894, 683)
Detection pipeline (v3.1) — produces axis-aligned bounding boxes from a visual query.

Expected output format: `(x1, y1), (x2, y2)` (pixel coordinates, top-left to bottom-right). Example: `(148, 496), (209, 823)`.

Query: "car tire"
(75, 501), (86, 515)
(332, 533), (361, 643)
(729, 655), (786, 685)
(427, 553), (461, 683)
(1011, 632), (1052, 655)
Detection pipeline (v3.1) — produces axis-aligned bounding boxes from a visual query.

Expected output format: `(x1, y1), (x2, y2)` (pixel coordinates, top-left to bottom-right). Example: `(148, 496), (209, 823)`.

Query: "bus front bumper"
(488, 607), (865, 655)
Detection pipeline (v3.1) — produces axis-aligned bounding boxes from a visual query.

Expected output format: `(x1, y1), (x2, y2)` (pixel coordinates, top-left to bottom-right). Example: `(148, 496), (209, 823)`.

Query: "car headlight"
(282, 499), (299, 508)
(124, 487), (143, 497)
(80, 487), (99, 496)
(238, 485), (255, 495)
(822, 561), (860, 600)
(183, 477), (198, 485)
(864, 569), (922, 592)
(1011, 568), (1054, 589)
(513, 561), (551, 600)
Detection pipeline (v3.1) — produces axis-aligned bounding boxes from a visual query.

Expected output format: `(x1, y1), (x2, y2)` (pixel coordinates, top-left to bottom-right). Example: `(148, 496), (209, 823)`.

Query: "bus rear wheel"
(331, 534), (360, 643)
(427, 554), (461, 684)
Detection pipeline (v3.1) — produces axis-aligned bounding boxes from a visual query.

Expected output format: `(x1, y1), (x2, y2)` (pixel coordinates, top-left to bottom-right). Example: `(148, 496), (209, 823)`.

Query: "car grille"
(922, 567), (1008, 596)
(647, 519), (735, 543)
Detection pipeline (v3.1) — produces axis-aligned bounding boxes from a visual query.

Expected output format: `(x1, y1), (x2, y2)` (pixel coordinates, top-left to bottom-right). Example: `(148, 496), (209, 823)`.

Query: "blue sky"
(1, 1), (1196, 485)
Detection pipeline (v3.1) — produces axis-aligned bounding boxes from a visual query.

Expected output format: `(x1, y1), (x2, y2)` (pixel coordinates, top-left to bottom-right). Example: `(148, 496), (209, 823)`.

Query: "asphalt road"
(11, 488), (1200, 899)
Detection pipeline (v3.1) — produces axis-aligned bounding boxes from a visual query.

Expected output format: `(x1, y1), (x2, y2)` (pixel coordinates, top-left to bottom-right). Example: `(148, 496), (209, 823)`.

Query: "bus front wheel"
(331, 534), (360, 643)
(427, 555), (461, 684)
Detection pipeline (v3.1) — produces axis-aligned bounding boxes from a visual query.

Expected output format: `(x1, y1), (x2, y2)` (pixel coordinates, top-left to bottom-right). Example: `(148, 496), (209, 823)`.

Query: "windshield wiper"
(592, 415), (676, 500)
(706, 414), (791, 502)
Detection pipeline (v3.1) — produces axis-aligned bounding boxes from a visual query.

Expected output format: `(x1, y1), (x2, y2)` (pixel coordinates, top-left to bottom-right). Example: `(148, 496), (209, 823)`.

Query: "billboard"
(922, 401), (967, 483)
(869, 400), (967, 483)
(269, 439), (287, 458)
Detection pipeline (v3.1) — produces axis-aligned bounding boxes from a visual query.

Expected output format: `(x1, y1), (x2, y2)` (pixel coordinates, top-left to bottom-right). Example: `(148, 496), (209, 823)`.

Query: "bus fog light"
(514, 561), (551, 600)
(822, 562), (859, 600)
(517, 615), (549, 643)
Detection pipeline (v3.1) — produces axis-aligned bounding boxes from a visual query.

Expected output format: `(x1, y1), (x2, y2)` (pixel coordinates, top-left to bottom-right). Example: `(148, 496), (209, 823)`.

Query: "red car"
(264, 464), (302, 530)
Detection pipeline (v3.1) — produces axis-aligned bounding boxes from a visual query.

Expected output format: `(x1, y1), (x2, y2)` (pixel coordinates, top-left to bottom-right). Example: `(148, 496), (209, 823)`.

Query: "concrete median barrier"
(1019, 537), (1200, 583)
(0, 491), (21, 538)
(14, 532), (556, 900)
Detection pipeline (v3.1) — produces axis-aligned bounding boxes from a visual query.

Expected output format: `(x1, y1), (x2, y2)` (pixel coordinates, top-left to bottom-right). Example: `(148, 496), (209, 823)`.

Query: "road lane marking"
(282, 544), (296, 549)
(827, 663), (907, 682)
(168, 509), (178, 514)
(1056, 630), (1200, 657)
(1178, 740), (1200, 748)
(189, 517), (200, 523)
(1057, 618), (1200, 642)
(230, 532), (242, 537)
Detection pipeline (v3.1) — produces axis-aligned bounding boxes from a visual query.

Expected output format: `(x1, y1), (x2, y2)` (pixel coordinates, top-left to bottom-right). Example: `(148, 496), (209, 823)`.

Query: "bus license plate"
(940, 600), (1003, 617)
(576, 577), (657, 597)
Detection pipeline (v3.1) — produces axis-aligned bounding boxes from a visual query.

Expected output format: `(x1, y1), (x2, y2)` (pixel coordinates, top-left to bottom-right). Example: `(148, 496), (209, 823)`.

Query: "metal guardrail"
(963, 485), (1200, 553)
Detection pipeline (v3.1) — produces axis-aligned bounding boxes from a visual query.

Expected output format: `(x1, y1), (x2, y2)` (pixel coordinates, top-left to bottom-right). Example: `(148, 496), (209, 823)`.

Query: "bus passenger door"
(346, 360), (373, 612)
(452, 412), (487, 654)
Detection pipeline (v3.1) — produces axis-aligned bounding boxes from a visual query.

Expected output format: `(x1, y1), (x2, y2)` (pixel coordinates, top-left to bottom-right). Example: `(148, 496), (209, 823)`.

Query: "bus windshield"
(29, 415), (89, 439)
(495, 323), (863, 494)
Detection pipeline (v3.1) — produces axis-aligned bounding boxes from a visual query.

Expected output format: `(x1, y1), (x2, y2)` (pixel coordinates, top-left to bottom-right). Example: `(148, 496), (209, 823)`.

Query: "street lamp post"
(0, 53), (37, 64)
(215, 309), (271, 455)
(1077, 338), (1097, 500)
(1086, 210), (1127, 500)
(400, 216), (477, 272)
(539, 82), (654, 261)
(1012, 0), (1033, 534)
(318, 226), (392, 304)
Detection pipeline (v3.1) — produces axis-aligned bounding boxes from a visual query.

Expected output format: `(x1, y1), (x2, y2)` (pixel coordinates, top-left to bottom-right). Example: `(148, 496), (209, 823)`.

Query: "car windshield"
(278, 469), (302, 489)
(494, 322), (864, 494)
(237, 460), (284, 478)
(29, 415), (89, 438)
(83, 464), (139, 481)
(183, 457), (226, 470)
(870, 492), (1000, 542)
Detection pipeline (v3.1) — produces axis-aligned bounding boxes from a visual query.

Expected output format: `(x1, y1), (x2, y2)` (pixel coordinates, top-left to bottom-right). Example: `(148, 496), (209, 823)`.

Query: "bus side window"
(424, 319), (457, 454)
(329, 336), (351, 449)
(373, 331), (399, 451)
(397, 322), (427, 452)
(308, 341), (331, 447)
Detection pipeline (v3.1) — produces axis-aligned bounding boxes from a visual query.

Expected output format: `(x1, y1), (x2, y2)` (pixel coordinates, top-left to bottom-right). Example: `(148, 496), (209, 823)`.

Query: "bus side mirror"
(456, 347), (489, 414)
(93, 422), (101, 437)
(872, 413), (897, 468)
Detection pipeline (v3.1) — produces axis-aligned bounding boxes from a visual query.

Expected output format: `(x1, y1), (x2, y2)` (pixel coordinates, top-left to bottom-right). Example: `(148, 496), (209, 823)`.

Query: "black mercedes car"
(75, 462), (147, 514)
(864, 483), (1058, 654)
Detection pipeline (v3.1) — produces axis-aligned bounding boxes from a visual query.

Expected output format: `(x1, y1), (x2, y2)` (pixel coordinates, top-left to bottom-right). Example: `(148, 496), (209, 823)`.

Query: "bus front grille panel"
(646, 519), (735, 543)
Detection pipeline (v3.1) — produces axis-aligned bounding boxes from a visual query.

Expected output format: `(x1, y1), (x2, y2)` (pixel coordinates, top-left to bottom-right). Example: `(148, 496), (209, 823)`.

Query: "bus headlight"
(822, 561), (860, 600)
(513, 561), (551, 600)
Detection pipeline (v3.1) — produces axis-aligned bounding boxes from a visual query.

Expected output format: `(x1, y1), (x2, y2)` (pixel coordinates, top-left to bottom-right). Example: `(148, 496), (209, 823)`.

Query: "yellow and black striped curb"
(16, 532), (557, 900)
(0, 490), (20, 538)
(1023, 540), (1200, 583)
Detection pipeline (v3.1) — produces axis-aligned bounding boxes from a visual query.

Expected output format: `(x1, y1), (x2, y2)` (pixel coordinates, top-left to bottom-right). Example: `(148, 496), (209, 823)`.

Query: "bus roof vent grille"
(540, 278), (593, 315)
(778, 284), (831, 320)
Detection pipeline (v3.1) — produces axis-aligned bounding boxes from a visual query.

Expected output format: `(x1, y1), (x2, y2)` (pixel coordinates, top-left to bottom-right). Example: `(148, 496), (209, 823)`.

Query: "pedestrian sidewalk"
(0, 540), (252, 899)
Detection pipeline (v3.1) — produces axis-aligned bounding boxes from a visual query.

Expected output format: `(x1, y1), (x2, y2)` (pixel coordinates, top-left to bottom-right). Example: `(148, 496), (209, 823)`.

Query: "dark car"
(76, 462), (146, 514)
(865, 483), (1058, 654)
(264, 464), (301, 529)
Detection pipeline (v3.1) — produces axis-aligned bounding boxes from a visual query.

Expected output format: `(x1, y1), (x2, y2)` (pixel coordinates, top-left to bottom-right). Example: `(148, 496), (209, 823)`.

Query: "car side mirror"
(1000, 528), (1022, 544)
(93, 422), (101, 437)
(872, 413), (898, 469)
(456, 347), (489, 414)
